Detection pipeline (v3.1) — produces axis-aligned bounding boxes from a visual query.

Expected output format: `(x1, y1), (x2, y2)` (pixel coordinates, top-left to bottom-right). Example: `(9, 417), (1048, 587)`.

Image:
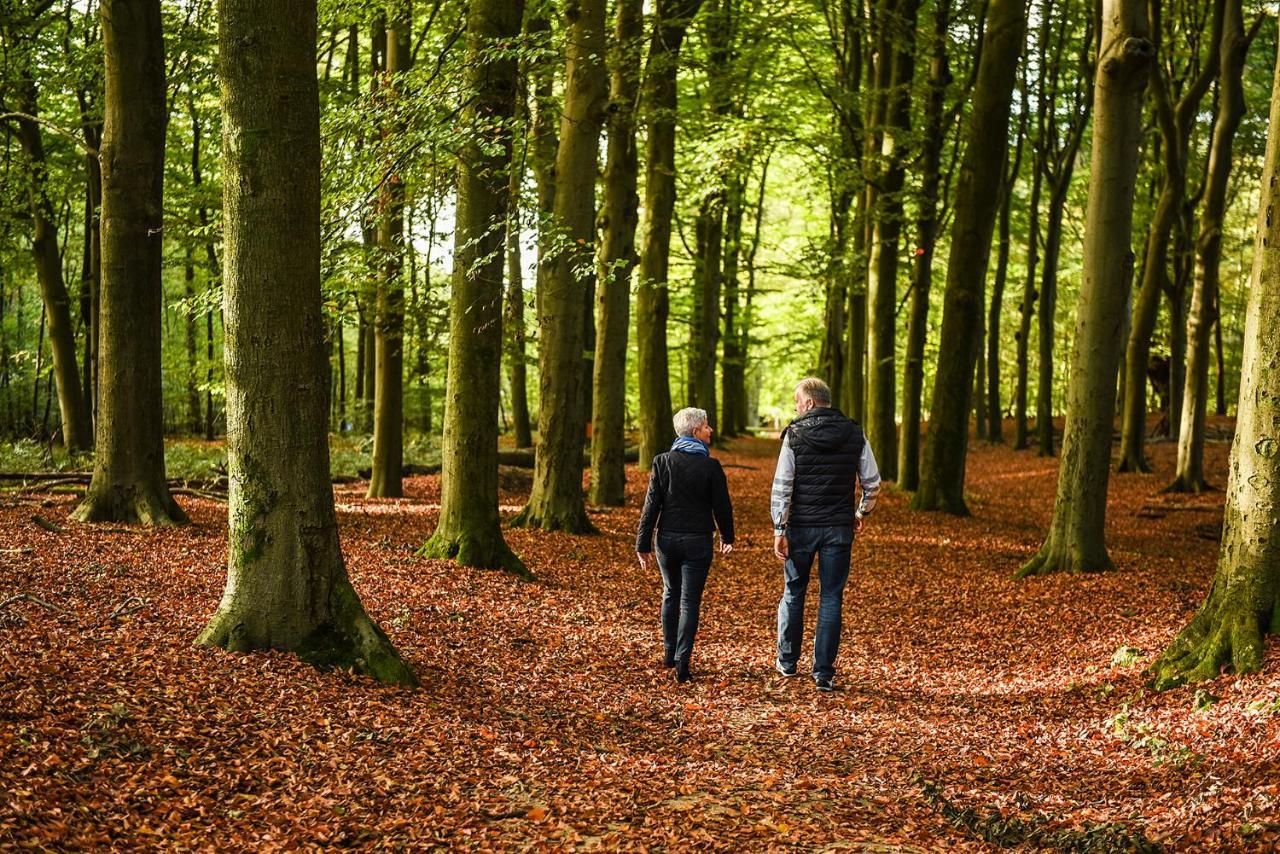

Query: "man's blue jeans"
(776, 524), (853, 679)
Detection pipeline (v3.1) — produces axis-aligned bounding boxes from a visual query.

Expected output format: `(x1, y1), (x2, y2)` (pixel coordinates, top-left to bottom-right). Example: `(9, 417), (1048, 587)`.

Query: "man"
(771, 377), (880, 691)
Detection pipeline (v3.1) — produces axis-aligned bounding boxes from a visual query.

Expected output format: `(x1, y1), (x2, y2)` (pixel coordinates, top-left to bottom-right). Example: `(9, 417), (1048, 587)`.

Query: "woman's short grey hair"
(795, 377), (832, 405)
(673, 407), (709, 437)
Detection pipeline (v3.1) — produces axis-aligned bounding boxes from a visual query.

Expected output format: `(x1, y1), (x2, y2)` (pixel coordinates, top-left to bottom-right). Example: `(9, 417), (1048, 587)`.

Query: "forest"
(3, 0), (1280, 847)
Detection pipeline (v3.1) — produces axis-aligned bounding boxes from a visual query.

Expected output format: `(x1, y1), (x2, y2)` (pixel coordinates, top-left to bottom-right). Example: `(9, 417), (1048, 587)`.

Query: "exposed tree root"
(509, 503), (599, 536)
(1014, 541), (1115, 579)
(1161, 474), (1215, 495)
(196, 580), (419, 687)
(1150, 582), (1274, 690)
(418, 530), (534, 581)
(71, 483), (188, 526)
(1115, 453), (1151, 474)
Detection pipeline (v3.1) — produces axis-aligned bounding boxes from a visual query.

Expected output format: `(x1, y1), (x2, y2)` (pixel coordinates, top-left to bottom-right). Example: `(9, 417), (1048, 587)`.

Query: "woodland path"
(2, 431), (1277, 849)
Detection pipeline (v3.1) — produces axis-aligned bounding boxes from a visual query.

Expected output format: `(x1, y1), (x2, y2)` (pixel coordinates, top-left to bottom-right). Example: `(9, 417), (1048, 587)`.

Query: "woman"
(636, 407), (734, 683)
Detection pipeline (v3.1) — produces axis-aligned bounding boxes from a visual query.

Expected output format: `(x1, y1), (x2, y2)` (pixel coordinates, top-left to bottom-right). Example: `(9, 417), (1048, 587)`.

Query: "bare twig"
(109, 596), (146, 620)
(0, 594), (74, 617)
(30, 514), (63, 533)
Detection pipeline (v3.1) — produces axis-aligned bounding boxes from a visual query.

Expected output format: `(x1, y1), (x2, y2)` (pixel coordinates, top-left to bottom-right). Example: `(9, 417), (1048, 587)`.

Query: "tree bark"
(1117, 0), (1222, 473)
(1015, 0), (1153, 578)
(13, 78), (93, 454)
(636, 0), (704, 469)
(986, 90), (1025, 444)
(865, 0), (919, 482)
(505, 149), (533, 449)
(1151, 44), (1280, 688)
(898, 0), (950, 491)
(73, 0), (185, 525)
(419, 0), (529, 574)
(197, 0), (415, 686)
(689, 194), (723, 428)
(590, 0), (643, 506)
(1168, 0), (1251, 494)
(910, 0), (1025, 514)
(512, 0), (609, 533)
(720, 173), (746, 437)
(368, 3), (412, 499)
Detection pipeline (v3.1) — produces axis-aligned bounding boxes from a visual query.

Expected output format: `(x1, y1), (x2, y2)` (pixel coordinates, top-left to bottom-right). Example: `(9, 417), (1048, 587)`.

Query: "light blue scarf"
(670, 436), (710, 457)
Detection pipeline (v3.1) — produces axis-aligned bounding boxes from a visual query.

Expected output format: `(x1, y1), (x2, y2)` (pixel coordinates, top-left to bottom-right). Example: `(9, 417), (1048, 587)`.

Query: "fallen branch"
(30, 514), (63, 533)
(109, 596), (146, 620)
(170, 487), (228, 502)
(0, 547), (34, 555)
(0, 594), (75, 617)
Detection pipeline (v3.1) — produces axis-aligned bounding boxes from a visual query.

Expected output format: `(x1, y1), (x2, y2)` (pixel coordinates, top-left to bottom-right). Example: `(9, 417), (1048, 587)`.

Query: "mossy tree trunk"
(368, 3), (412, 499)
(73, 0), (186, 526)
(898, 0), (949, 491)
(513, 0), (608, 533)
(636, 0), (704, 469)
(865, 0), (918, 482)
(910, 0), (1025, 515)
(197, 0), (416, 686)
(590, 0), (643, 506)
(1168, 0), (1253, 494)
(419, 0), (528, 575)
(13, 78), (93, 454)
(1151, 45), (1280, 688)
(1015, 0), (1153, 578)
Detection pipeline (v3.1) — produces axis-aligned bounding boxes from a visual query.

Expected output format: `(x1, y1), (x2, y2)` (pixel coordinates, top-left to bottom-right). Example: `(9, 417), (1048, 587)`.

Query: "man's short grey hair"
(795, 377), (832, 405)
(673, 407), (709, 437)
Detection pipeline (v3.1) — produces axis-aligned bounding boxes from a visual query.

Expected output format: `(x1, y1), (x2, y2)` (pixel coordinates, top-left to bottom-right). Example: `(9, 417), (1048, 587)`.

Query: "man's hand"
(637, 552), (652, 570)
(773, 534), (788, 561)
(855, 514), (866, 536)
(719, 540), (733, 555)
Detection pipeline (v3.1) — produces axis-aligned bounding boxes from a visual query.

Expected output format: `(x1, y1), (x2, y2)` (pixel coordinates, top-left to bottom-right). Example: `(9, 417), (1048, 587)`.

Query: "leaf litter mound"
(2, 431), (1278, 849)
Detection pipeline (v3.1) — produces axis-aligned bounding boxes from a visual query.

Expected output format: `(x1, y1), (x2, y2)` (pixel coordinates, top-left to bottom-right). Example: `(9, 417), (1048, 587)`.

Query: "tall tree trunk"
(185, 253), (202, 434)
(1169, 0), (1252, 494)
(987, 91), (1026, 443)
(636, 0), (704, 469)
(865, 0), (919, 481)
(78, 106), (102, 429)
(419, 0), (529, 574)
(1152, 44), (1280, 688)
(505, 149), (533, 448)
(358, 22), (386, 433)
(910, 0), (1026, 514)
(368, 3), (412, 499)
(898, 0), (949, 490)
(1117, 0), (1222, 472)
(1015, 0), (1153, 577)
(513, 0), (609, 533)
(689, 195), (723, 428)
(1013, 141), (1044, 450)
(197, 0), (416, 685)
(720, 173), (745, 437)
(590, 0), (643, 505)
(1035, 191), (1066, 456)
(14, 79), (93, 453)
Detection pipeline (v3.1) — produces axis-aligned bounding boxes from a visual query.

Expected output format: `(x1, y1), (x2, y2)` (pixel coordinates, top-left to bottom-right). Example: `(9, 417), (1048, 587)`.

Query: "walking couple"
(635, 377), (882, 690)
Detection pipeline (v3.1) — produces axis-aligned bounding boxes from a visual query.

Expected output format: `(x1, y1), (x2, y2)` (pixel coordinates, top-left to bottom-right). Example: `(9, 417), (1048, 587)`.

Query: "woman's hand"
(719, 541), (733, 555)
(637, 551), (652, 570)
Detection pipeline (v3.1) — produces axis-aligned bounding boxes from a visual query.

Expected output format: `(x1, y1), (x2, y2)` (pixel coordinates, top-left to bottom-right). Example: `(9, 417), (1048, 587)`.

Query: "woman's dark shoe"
(675, 659), (692, 683)
(663, 654), (676, 668)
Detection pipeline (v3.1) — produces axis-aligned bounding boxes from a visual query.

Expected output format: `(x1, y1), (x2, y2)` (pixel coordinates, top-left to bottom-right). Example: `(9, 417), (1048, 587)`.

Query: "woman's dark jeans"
(655, 530), (713, 665)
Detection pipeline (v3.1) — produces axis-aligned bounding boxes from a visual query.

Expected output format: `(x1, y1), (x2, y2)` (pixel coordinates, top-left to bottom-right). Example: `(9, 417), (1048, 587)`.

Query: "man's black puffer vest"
(785, 407), (864, 528)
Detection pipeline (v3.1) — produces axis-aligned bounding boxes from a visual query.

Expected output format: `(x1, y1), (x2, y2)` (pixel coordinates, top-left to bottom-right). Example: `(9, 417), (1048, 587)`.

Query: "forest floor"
(3, 423), (1279, 850)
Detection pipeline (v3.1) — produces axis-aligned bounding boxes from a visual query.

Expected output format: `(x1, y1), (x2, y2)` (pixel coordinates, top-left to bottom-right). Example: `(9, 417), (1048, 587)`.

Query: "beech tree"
(513, 0), (608, 532)
(1152, 42), (1280, 688)
(419, 0), (528, 574)
(910, 0), (1025, 514)
(197, 0), (416, 685)
(72, 0), (186, 526)
(1016, 0), (1153, 578)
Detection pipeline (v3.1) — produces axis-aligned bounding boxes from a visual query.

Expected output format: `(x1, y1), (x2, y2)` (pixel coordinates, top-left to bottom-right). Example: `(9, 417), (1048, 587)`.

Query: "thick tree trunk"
(910, 0), (1025, 514)
(865, 0), (919, 481)
(636, 0), (703, 469)
(512, 0), (608, 533)
(14, 80), (93, 453)
(1169, 0), (1250, 494)
(898, 0), (949, 491)
(1152, 47), (1280, 688)
(1015, 0), (1152, 578)
(419, 0), (528, 574)
(73, 0), (186, 525)
(368, 4), (412, 499)
(197, 0), (415, 685)
(590, 0), (643, 505)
